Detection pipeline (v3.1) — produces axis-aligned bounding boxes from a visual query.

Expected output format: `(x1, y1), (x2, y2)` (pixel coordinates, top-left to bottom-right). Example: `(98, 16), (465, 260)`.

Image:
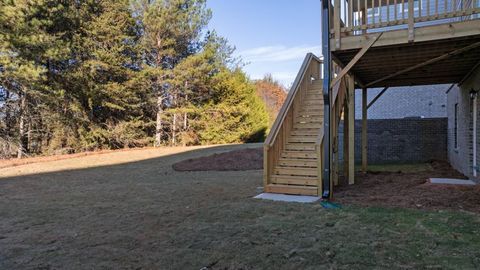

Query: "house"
(263, 0), (480, 198)
(447, 71), (480, 181)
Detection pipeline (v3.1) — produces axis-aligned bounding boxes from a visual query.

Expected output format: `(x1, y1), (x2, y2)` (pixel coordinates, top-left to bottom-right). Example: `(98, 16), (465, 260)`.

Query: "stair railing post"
(408, 0), (415, 41)
(263, 145), (270, 187)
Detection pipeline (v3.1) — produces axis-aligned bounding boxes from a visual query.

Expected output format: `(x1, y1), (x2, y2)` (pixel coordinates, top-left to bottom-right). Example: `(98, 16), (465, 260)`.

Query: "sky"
(206, 1), (322, 88)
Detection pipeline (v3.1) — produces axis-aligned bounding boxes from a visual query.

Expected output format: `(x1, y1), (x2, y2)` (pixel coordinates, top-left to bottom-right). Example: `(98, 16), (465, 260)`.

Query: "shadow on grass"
(0, 143), (263, 181)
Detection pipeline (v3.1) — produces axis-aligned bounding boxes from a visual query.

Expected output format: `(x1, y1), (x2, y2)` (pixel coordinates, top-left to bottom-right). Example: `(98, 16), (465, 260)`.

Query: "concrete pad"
(254, 193), (320, 203)
(429, 178), (477, 186)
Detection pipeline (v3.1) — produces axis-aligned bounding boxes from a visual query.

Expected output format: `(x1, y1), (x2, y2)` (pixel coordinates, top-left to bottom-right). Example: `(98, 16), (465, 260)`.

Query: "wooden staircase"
(268, 80), (324, 196)
(264, 54), (325, 196)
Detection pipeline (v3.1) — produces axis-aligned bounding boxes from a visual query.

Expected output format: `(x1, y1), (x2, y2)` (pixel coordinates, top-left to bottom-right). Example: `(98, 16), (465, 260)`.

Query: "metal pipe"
(473, 93), (477, 177)
(321, 0), (332, 199)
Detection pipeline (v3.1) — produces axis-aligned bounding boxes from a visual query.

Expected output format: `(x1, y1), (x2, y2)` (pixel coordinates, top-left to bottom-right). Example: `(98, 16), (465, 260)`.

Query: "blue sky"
(206, 1), (322, 87)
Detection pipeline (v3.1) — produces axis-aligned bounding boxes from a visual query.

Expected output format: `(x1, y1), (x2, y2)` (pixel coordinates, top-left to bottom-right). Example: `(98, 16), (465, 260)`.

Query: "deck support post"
(347, 76), (355, 184)
(343, 75), (355, 184)
(343, 98), (349, 181)
(361, 88), (368, 173)
(333, 105), (339, 186)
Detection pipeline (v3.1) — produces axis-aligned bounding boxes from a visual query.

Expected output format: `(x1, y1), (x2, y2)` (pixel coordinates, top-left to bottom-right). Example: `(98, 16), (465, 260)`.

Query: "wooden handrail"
(316, 126), (325, 147)
(264, 53), (323, 147)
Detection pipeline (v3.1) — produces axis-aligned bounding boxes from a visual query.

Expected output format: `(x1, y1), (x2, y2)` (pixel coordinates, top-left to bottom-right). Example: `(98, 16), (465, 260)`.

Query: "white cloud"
(239, 45), (321, 63)
(238, 44), (322, 87)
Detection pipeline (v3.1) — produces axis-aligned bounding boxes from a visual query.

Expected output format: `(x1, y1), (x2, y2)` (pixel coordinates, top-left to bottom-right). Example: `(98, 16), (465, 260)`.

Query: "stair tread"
(288, 136), (318, 139)
(271, 174), (318, 179)
(279, 157), (317, 161)
(266, 184), (318, 196)
(274, 166), (317, 172)
(295, 118), (322, 121)
(287, 137), (317, 143)
(267, 184), (318, 189)
(282, 152), (316, 157)
(271, 175), (318, 185)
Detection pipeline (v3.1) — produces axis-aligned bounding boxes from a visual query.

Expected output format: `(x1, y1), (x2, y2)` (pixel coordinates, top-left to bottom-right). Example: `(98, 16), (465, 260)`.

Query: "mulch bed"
(335, 161), (480, 213)
(172, 147), (263, 171)
(173, 148), (480, 212)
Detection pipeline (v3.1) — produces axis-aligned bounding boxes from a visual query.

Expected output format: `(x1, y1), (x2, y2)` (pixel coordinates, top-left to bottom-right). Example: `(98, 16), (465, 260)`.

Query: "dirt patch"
(335, 161), (480, 213)
(172, 147), (263, 171)
(173, 148), (480, 212)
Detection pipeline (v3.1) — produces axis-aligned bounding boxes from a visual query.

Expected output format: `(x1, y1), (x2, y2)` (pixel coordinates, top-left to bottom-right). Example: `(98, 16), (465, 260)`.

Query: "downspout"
(321, 0), (331, 198)
(473, 94), (477, 178)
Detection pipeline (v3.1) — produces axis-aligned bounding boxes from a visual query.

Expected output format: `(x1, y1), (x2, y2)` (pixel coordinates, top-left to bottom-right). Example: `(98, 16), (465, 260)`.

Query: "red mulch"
(173, 149), (480, 212)
(172, 148), (263, 171)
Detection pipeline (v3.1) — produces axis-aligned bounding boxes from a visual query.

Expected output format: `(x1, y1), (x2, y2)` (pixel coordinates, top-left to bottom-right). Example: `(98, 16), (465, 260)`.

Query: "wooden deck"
(329, 0), (480, 87)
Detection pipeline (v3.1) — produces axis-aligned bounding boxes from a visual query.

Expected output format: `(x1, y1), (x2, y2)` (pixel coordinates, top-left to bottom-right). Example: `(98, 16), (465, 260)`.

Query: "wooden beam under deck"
(365, 41), (480, 87)
(331, 33), (382, 89)
(333, 35), (480, 87)
(367, 87), (389, 109)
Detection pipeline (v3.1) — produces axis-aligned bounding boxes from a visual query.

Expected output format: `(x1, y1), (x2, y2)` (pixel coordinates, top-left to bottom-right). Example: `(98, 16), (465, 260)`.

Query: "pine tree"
(54, 0), (147, 150)
(0, 0), (69, 158)
(135, 0), (211, 146)
(166, 32), (235, 145)
(196, 69), (270, 144)
(0, 0), (271, 157)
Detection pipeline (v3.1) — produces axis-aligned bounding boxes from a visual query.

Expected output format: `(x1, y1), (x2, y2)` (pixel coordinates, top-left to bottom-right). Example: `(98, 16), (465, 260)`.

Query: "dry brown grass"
(0, 144), (479, 269)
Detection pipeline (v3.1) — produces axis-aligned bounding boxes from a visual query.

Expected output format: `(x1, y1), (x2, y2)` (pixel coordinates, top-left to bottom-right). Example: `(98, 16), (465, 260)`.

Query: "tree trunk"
(172, 92), (178, 146)
(172, 113), (177, 145)
(184, 93), (188, 130)
(17, 93), (27, 158)
(5, 90), (11, 136)
(154, 94), (163, 147)
(154, 37), (164, 148)
(27, 120), (32, 154)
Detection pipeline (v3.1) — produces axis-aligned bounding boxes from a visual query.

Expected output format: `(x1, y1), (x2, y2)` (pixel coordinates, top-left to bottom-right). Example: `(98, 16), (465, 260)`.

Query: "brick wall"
(447, 85), (472, 178)
(355, 85), (448, 120)
(339, 118), (447, 164)
(447, 66), (480, 181)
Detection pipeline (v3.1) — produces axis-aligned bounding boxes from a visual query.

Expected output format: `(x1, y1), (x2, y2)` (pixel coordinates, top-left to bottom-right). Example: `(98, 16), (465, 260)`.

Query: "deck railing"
(331, 0), (480, 39)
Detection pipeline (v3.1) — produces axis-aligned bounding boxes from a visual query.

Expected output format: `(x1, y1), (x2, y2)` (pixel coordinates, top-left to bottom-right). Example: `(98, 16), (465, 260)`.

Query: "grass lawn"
(0, 144), (479, 269)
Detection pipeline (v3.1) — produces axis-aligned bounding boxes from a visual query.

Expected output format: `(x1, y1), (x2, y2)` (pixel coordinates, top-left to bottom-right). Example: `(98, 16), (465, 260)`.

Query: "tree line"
(0, 0), (272, 159)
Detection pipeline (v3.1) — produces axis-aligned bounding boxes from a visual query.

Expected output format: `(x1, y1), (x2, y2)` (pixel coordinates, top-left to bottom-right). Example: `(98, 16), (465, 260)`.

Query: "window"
(397, 0), (420, 15)
(454, 103), (458, 149)
(367, 7), (380, 18)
